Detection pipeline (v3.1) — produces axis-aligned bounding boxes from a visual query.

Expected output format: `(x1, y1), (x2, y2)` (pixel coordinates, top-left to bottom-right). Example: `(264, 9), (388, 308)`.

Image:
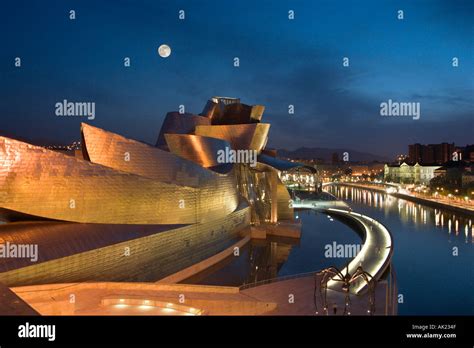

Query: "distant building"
(369, 163), (385, 172)
(459, 144), (474, 163)
(462, 172), (474, 188)
(408, 143), (454, 165)
(384, 162), (441, 184)
(315, 163), (347, 177)
(434, 161), (472, 188)
(349, 165), (369, 176)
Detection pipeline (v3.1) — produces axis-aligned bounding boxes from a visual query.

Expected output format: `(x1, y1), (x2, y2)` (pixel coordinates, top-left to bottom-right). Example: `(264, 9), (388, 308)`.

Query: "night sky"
(1, 0), (472, 158)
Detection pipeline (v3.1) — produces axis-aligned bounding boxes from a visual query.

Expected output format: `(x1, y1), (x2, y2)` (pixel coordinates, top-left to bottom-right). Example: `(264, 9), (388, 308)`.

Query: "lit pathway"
(240, 275), (392, 315)
(11, 277), (395, 316)
(12, 282), (277, 316)
(292, 202), (393, 294)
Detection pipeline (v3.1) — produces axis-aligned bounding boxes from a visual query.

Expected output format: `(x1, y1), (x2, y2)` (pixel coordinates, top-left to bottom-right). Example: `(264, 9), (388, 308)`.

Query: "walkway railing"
(387, 264), (398, 315)
(239, 271), (317, 290)
(327, 208), (394, 294)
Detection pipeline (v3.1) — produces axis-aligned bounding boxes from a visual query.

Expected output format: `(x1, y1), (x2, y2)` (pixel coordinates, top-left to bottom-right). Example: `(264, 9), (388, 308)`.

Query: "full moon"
(158, 44), (171, 58)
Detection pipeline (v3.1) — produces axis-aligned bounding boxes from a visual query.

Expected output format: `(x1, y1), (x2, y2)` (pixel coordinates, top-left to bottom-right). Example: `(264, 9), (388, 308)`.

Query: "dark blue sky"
(1, 0), (472, 158)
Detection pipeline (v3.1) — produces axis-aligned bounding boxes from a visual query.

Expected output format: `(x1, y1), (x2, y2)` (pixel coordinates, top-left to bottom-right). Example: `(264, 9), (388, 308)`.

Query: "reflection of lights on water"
(330, 186), (472, 242)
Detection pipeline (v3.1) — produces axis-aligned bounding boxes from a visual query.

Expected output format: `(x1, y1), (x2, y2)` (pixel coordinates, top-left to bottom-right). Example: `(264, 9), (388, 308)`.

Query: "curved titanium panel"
(247, 162), (294, 222)
(82, 123), (214, 186)
(0, 137), (237, 224)
(258, 154), (317, 173)
(156, 112), (211, 148)
(200, 98), (265, 124)
(0, 221), (186, 272)
(81, 123), (239, 219)
(276, 177), (294, 221)
(0, 204), (251, 286)
(194, 123), (270, 153)
(164, 134), (230, 168)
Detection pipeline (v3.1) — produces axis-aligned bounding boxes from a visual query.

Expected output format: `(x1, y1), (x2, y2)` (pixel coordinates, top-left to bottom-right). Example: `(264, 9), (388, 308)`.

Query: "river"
(326, 184), (474, 315)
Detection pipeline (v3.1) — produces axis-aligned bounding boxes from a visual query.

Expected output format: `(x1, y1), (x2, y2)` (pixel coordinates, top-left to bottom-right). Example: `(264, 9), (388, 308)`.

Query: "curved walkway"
(292, 201), (393, 294)
(325, 208), (393, 294)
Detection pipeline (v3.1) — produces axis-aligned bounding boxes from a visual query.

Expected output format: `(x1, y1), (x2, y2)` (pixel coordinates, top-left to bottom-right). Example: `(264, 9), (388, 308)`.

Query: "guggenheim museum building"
(0, 97), (310, 286)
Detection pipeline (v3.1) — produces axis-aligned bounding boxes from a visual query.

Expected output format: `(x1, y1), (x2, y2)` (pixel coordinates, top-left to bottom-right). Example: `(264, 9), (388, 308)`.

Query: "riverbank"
(325, 184), (474, 315)
(333, 182), (474, 217)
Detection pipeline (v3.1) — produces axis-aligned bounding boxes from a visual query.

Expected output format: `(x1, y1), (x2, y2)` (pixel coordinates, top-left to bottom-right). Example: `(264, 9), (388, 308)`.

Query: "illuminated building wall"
(384, 163), (441, 184)
(0, 136), (237, 225)
(0, 96), (303, 286)
(195, 123), (270, 152)
(0, 205), (250, 286)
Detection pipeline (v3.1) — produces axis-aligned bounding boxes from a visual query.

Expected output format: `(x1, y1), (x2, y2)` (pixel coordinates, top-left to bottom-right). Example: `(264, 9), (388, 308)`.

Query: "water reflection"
(327, 185), (473, 244)
(186, 210), (360, 287)
(184, 239), (296, 287)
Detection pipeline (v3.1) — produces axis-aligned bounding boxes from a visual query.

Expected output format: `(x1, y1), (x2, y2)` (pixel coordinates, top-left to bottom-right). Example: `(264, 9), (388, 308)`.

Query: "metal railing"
(239, 271), (317, 290)
(387, 263), (398, 315)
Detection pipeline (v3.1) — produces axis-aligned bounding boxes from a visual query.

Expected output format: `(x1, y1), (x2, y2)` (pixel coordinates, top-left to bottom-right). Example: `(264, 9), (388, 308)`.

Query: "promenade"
(333, 182), (474, 216)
